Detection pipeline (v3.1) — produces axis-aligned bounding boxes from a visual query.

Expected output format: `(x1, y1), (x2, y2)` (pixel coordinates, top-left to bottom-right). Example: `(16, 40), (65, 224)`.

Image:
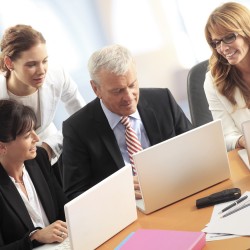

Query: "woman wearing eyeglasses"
(0, 99), (68, 249)
(204, 2), (250, 151)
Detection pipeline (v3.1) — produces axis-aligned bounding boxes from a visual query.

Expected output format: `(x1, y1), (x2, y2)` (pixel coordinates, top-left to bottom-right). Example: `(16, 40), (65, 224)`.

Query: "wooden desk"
(98, 150), (250, 250)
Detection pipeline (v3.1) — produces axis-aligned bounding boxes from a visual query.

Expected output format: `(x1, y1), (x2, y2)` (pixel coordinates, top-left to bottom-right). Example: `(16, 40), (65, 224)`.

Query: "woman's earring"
(0, 143), (7, 155)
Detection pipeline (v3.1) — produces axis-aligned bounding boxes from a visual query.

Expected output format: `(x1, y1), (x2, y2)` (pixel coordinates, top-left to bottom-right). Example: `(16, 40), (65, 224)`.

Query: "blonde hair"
(205, 2), (250, 107)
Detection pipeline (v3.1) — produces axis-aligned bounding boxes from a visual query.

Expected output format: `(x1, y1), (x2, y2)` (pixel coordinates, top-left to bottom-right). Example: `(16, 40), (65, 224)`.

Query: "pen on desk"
(218, 195), (248, 214)
(220, 200), (250, 218)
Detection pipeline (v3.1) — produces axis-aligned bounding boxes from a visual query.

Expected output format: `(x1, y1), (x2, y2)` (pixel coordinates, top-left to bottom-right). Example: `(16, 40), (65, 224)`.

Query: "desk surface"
(97, 149), (250, 250)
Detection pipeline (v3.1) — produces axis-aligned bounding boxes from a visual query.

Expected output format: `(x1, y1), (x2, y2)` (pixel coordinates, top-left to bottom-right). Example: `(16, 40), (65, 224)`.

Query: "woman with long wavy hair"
(204, 2), (250, 151)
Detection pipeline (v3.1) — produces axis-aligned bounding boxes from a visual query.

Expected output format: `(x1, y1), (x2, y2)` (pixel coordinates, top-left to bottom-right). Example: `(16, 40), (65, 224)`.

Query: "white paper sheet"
(203, 191), (250, 239)
(204, 201), (239, 241)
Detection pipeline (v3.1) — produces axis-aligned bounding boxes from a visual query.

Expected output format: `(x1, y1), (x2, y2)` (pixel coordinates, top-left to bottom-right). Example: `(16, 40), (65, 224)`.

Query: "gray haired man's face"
(91, 64), (139, 116)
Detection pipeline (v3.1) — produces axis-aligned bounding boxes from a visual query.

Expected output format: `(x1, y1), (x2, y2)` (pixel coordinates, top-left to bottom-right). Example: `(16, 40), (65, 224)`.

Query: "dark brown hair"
(0, 99), (37, 142)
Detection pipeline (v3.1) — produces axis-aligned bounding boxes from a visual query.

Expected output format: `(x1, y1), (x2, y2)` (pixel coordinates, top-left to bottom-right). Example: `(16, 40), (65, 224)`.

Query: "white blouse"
(8, 90), (41, 129)
(9, 166), (49, 228)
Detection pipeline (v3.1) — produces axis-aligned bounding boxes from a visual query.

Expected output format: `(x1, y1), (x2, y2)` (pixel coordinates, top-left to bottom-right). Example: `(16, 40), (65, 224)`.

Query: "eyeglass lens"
(210, 33), (237, 49)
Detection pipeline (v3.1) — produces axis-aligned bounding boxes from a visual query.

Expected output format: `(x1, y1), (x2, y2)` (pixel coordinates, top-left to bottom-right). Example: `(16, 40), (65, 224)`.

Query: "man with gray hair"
(62, 44), (192, 201)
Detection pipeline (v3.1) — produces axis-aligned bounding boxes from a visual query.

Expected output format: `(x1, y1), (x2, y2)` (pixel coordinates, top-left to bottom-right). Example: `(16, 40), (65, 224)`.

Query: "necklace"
(15, 180), (25, 186)
(10, 164), (25, 186)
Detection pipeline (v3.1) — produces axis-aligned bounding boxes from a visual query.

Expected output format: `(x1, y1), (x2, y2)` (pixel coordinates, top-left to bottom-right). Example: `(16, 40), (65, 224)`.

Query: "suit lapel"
(92, 95), (163, 166)
(25, 159), (56, 223)
(138, 98), (162, 146)
(93, 99), (125, 168)
(0, 165), (34, 229)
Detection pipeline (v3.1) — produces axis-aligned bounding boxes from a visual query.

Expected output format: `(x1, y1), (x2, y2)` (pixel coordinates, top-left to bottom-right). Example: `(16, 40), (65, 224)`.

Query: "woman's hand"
(41, 142), (53, 161)
(30, 220), (68, 243)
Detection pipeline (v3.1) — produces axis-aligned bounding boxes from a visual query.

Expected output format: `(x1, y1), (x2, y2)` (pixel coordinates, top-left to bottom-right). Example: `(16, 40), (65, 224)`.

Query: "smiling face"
(6, 43), (48, 95)
(91, 63), (139, 116)
(212, 32), (250, 66)
(4, 127), (39, 164)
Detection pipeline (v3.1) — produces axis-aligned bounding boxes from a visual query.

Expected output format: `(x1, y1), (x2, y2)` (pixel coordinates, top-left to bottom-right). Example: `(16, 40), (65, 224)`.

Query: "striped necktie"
(121, 116), (143, 175)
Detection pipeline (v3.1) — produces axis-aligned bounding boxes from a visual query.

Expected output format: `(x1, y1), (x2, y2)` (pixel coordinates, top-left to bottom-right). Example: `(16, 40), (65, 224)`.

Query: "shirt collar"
(9, 165), (27, 184)
(100, 100), (140, 129)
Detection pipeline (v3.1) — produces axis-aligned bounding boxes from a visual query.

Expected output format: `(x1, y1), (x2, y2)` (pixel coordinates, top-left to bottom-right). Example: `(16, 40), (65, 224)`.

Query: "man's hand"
(236, 136), (246, 149)
(133, 175), (142, 199)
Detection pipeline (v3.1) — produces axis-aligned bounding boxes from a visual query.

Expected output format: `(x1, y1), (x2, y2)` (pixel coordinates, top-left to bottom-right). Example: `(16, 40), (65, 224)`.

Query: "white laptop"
(133, 120), (231, 214)
(238, 120), (250, 170)
(35, 165), (137, 250)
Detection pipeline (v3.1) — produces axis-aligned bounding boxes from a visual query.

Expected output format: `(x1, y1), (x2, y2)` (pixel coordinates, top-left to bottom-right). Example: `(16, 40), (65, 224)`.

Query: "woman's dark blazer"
(0, 147), (67, 250)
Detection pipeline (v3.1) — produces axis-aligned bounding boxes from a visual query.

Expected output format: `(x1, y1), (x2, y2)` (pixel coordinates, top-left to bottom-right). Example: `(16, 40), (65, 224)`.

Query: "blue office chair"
(187, 60), (213, 128)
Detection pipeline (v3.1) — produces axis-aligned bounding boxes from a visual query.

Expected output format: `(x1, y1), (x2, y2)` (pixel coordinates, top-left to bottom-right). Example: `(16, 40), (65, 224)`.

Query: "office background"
(1, 0), (249, 127)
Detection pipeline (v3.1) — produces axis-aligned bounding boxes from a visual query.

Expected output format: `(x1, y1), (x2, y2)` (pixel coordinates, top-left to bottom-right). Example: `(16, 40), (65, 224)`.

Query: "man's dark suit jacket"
(62, 88), (193, 200)
(0, 147), (67, 250)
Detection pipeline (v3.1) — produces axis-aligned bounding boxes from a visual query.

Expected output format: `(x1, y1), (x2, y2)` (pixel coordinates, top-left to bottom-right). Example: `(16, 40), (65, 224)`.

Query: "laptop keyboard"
(53, 238), (71, 250)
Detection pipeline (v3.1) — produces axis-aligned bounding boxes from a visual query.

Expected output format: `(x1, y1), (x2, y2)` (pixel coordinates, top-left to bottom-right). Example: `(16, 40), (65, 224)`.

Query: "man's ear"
(90, 80), (101, 99)
(4, 56), (14, 71)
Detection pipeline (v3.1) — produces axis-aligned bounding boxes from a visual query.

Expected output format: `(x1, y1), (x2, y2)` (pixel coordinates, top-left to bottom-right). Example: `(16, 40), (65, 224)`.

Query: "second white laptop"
(238, 120), (250, 170)
(133, 120), (231, 214)
(36, 165), (137, 250)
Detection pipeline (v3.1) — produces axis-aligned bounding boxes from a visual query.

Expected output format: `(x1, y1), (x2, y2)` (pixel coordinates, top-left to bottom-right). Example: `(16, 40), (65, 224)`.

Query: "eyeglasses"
(210, 33), (238, 49)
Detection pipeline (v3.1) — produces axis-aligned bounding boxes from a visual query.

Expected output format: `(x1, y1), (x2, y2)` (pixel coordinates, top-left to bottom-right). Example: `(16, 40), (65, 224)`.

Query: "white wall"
(1, 0), (250, 126)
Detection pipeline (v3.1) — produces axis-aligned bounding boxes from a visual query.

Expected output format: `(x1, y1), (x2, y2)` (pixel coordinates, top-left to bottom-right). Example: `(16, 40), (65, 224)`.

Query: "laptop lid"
(35, 165), (137, 250)
(133, 120), (230, 214)
(65, 164), (137, 250)
(238, 120), (250, 170)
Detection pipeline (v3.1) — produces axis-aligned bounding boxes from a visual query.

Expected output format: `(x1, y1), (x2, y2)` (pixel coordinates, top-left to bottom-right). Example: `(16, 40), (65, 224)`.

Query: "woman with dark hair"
(0, 24), (85, 168)
(0, 99), (68, 249)
(204, 2), (250, 151)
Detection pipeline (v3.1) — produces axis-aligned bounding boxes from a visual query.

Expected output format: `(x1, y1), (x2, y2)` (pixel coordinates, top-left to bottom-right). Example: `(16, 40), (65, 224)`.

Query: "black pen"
(218, 195), (248, 214)
(220, 200), (250, 218)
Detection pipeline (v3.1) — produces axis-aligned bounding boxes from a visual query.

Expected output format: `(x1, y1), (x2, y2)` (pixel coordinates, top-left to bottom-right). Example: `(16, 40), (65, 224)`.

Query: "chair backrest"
(187, 60), (213, 127)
